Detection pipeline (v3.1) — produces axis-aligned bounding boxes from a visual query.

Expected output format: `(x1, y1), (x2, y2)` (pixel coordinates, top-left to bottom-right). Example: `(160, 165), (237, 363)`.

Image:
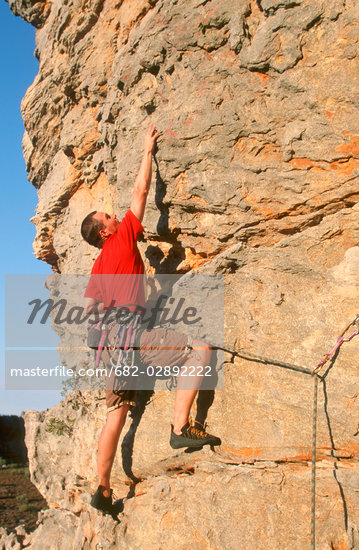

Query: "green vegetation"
(45, 416), (75, 436)
(60, 381), (92, 410)
(60, 377), (79, 399)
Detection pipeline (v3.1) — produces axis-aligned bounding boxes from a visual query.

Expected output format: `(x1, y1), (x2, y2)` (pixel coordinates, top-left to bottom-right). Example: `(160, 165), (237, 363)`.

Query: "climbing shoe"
(170, 419), (221, 449)
(90, 486), (115, 515)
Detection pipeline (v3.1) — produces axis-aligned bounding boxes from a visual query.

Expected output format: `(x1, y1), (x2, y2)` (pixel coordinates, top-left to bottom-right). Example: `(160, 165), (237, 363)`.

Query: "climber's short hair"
(81, 211), (104, 249)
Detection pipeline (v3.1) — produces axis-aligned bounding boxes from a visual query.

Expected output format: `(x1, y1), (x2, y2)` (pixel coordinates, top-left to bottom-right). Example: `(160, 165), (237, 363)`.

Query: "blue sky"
(0, 2), (62, 414)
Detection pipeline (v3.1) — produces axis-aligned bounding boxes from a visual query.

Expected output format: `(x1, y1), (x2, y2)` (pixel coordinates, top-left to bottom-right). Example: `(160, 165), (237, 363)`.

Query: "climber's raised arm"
(130, 123), (161, 223)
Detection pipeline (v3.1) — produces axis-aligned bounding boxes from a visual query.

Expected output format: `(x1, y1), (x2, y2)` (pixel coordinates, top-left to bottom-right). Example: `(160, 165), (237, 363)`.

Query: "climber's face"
(93, 212), (119, 239)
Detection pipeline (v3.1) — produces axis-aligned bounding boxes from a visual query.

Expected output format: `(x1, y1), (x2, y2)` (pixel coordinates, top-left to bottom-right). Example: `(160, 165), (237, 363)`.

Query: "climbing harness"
(87, 307), (143, 368)
(211, 314), (359, 550)
(107, 310), (142, 369)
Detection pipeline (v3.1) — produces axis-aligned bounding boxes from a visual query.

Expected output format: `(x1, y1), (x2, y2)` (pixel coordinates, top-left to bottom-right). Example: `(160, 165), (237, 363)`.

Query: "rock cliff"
(2, 0), (359, 548)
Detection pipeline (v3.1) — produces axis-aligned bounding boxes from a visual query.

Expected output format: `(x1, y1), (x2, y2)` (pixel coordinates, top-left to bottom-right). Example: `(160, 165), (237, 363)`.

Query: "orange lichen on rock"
(184, 247), (207, 270)
(335, 136), (359, 157)
(255, 72), (270, 84)
(235, 137), (282, 168)
(289, 149), (359, 174)
(329, 157), (359, 175)
(289, 157), (314, 169)
(223, 445), (263, 458)
(260, 142), (281, 159)
(244, 192), (282, 220)
(328, 541), (349, 550)
(341, 441), (359, 458)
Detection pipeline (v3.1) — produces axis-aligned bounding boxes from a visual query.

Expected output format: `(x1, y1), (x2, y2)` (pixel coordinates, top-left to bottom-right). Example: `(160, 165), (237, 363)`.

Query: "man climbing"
(81, 123), (221, 515)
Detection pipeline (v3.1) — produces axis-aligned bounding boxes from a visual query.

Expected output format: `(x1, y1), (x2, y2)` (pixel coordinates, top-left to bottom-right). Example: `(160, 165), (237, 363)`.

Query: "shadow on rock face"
(121, 389), (155, 483)
(144, 150), (187, 274)
(120, 351), (220, 482)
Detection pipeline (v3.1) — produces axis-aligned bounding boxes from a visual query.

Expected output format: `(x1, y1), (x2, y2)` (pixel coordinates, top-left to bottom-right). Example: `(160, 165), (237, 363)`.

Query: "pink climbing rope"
(312, 314), (359, 375)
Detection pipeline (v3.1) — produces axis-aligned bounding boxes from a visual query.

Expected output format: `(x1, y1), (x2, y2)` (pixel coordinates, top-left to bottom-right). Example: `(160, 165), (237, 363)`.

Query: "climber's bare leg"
(172, 340), (211, 434)
(97, 404), (129, 496)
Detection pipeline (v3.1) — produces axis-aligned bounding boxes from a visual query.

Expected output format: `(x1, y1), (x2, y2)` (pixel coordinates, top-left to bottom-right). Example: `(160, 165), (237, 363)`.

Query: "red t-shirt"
(84, 210), (145, 311)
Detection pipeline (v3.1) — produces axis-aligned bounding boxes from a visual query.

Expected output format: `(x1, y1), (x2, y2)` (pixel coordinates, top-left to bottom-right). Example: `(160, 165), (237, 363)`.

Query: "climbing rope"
(213, 343), (314, 376)
(312, 314), (359, 375)
(311, 374), (319, 550)
(212, 314), (359, 550)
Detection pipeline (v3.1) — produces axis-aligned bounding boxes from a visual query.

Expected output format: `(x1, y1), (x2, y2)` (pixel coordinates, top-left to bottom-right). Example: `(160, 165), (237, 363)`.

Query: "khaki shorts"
(104, 327), (190, 413)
